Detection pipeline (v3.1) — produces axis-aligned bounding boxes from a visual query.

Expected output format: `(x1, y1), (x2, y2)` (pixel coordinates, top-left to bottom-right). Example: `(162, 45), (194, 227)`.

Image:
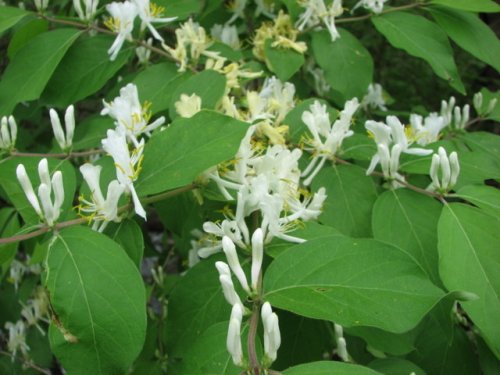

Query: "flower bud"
(251, 228), (264, 291)
(473, 92), (483, 113)
(227, 304), (244, 366)
(261, 302), (281, 362)
(222, 236), (250, 293)
(16, 164), (42, 217)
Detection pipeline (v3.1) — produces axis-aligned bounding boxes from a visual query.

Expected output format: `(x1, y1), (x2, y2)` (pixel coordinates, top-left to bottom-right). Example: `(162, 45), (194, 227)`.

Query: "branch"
(0, 184), (198, 245)
(10, 149), (103, 159)
(247, 301), (261, 375)
(0, 351), (51, 375)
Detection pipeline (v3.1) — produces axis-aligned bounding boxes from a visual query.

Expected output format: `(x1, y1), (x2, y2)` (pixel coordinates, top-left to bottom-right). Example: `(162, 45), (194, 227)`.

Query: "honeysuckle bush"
(0, 0), (499, 374)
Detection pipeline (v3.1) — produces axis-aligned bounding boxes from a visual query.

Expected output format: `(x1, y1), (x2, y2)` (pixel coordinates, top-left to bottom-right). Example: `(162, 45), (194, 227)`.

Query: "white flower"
(227, 304), (244, 366)
(132, 0), (177, 42)
(409, 113), (446, 146)
(211, 24), (240, 49)
(353, 0), (388, 14)
(105, 1), (138, 61)
(16, 159), (64, 226)
(4, 321), (29, 357)
(78, 164), (126, 232)
(49, 105), (75, 151)
(8, 260), (26, 291)
(452, 104), (470, 130)
(440, 96), (456, 126)
(216, 261), (245, 310)
(365, 116), (432, 185)
(222, 236), (250, 293)
(101, 83), (165, 145)
(73, 0), (99, 21)
(136, 37), (152, 64)
(101, 128), (146, 219)
(301, 99), (359, 185)
(174, 93), (202, 118)
(261, 302), (281, 362)
(226, 0), (247, 24)
(296, 0), (344, 42)
(428, 147), (459, 193)
(34, 0), (48, 11)
(0, 116), (17, 151)
(361, 83), (387, 111)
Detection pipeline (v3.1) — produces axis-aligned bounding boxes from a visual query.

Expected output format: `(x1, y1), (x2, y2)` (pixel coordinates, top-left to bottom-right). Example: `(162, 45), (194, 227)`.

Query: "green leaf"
(264, 39), (305, 81)
(347, 325), (417, 356)
(0, 28), (81, 116)
(42, 34), (132, 107)
(132, 62), (187, 115)
(0, 208), (20, 275)
(438, 203), (500, 357)
(311, 164), (378, 237)
(174, 321), (254, 375)
(266, 222), (343, 258)
(165, 255), (230, 361)
(408, 298), (482, 374)
(264, 236), (445, 333)
(44, 226), (147, 375)
(455, 185), (500, 217)
(0, 6), (30, 34)
(136, 110), (249, 196)
(429, 6), (500, 73)
(156, 0), (202, 20)
(430, 0), (500, 13)
(369, 358), (426, 375)
(0, 157), (76, 225)
(372, 189), (442, 286)
(71, 116), (114, 151)
(7, 18), (48, 59)
(104, 219), (144, 269)
(169, 69), (226, 119)
(372, 12), (465, 94)
(312, 29), (373, 100)
(479, 88), (500, 121)
(273, 312), (331, 370)
(283, 361), (384, 375)
(341, 134), (377, 161)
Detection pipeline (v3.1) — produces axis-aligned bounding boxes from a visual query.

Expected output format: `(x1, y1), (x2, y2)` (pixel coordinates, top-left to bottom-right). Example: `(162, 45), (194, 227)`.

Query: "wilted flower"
(211, 24), (240, 49)
(4, 321), (29, 357)
(174, 93), (202, 118)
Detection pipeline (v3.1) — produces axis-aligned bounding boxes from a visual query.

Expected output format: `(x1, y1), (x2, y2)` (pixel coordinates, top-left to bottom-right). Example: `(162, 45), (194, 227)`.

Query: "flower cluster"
(253, 10), (307, 61)
(73, 0), (99, 21)
(104, 0), (177, 60)
(49, 105), (75, 151)
(428, 147), (460, 194)
(361, 83), (387, 112)
(296, 0), (343, 42)
(365, 116), (432, 187)
(215, 232), (281, 367)
(0, 115), (17, 151)
(301, 98), (360, 185)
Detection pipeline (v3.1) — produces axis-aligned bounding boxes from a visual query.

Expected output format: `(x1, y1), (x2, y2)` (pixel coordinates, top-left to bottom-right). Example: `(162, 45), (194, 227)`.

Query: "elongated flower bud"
(64, 105), (75, 149)
(486, 98), (497, 115)
(389, 144), (402, 179)
(49, 109), (66, 150)
(0, 116), (17, 150)
(438, 147), (451, 188)
(334, 323), (349, 362)
(227, 304), (244, 366)
(215, 261), (231, 277)
(473, 92), (483, 113)
(38, 158), (51, 190)
(261, 302), (281, 362)
(429, 154), (441, 190)
(219, 275), (244, 309)
(51, 171), (65, 217)
(449, 151), (460, 188)
(222, 236), (250, 293)
(16, 164), (42, 217)
(251, 228), (263, 291)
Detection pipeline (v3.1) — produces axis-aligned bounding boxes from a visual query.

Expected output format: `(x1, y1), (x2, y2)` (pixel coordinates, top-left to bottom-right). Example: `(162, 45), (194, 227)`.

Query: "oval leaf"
(0, 28), (81, 116)
(283, 361), (383, 375)
(438, 203), (500, 357)
(136, 110), (249, 196)
(264, 236), (445, 333)
(44, 226), (147, 375)
(372, 12), (464, 94)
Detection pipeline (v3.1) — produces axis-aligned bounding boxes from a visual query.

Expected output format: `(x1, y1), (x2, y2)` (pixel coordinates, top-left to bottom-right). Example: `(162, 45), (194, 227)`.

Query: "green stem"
(10, 149), (103, 158)
(0, 351), (51, 375)
(247, 301), (261, 375)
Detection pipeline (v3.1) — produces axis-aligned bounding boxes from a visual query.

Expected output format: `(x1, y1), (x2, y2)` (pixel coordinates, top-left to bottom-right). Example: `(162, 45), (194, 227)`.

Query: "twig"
(0, 184), (198, 245)
(247, 302), (261, 375)
(11, 149), (103, 158)
(0, 350), (51, 375)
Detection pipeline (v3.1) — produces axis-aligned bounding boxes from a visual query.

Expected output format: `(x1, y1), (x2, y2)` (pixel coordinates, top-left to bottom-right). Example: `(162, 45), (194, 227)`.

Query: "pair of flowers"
(105, 0), (177, 60)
